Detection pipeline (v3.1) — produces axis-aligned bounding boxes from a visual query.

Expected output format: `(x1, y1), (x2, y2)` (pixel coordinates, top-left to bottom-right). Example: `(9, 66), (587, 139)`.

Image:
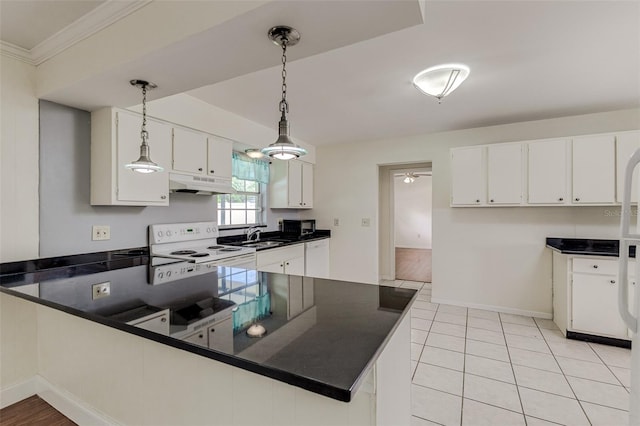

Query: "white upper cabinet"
(616, 130), (640, 203)
(270, 160), (314, 209)
(528, 139), (569, 204)
(207, 136), (233, 179)
(487, 143), (523, 205)
(572, 134), (615, 204)
(91, 108), (171, 206)
(450, 146), (485, 206)
(172, 127), (207, 175)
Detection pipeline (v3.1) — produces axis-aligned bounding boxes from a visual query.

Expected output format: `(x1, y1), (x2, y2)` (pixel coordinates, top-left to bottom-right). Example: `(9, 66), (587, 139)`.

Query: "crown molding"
(0, 0), (151, 66)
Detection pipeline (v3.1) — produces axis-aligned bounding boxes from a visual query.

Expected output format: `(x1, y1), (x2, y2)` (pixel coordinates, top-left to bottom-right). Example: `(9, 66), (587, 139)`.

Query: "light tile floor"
(381, 279), (633, 426)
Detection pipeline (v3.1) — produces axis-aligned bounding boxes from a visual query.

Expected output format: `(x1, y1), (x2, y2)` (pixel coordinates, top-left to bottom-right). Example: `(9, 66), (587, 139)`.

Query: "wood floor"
(0, 395), (76, 426)
(395, 247), (432, 282)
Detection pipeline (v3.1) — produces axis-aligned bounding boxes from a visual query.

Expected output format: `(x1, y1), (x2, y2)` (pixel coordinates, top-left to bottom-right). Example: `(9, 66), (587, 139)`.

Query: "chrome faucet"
(247, 226), (261, 242)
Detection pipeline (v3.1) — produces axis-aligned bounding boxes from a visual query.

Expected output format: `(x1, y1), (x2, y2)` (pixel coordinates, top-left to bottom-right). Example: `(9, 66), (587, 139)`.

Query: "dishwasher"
(304, 239), (330, 278)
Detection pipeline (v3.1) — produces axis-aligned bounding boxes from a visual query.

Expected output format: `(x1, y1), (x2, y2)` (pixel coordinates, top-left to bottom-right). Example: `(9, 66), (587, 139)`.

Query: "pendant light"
(125, 79), (163, 173)
(261, 26), (307, 161)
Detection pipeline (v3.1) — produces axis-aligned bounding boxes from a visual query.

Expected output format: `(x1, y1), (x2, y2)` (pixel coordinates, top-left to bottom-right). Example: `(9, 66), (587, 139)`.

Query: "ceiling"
(1, 1), (639, 147)
(0, 0), (105, 50)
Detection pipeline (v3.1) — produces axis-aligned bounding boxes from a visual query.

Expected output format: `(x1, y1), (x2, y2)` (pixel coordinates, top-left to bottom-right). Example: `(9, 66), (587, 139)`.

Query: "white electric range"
(149, 221), (256, 271)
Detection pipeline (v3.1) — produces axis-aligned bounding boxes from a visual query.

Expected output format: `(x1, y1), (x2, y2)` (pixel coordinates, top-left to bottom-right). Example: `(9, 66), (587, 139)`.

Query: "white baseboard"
(0, 377), (37, 409)
(430, 297), (552, 319)
(1, 375), (119, 425)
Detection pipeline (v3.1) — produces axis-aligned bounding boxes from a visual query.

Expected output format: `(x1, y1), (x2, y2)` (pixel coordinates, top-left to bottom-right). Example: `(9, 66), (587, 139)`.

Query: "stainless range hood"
(169, 173), (234, 195)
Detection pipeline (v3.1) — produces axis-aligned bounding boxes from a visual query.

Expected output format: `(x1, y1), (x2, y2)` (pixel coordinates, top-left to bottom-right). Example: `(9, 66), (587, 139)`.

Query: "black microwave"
(282, 219), (316, 237)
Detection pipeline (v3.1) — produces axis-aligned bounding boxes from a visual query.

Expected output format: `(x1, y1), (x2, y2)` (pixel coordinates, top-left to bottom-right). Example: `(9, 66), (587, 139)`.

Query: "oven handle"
(206, 253), (257, 268)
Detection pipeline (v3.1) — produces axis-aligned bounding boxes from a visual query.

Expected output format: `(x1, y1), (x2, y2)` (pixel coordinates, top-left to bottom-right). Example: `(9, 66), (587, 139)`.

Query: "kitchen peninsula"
(0, 249), (414, 425)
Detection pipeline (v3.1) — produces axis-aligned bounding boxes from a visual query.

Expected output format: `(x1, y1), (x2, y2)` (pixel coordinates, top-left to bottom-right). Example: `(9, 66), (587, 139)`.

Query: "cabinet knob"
(210, 328), (215, 333)
(161, 317), (167, 322)
(490, 199), (494, 203)
(575, 197), (580, 202)
(610, 280), (616, 284)
(593, 265), (598, 269)
(198, 168), (203, 172)
(476, 199), (480, 203)
(286, 262), (290, 266)
(210, 170), (214, 174)
(280, 264), (284, 268)
(198, 334), (203, 338)
(558, 197), (564, 201)
(161, 195), (167, 200)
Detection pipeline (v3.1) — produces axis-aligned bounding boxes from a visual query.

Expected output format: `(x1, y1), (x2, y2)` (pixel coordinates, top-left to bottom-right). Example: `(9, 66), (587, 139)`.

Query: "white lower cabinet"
(553, 253), (633, 340)
(256, 244), (305, 275)
(182, 317), (233, 352)
(572, 273), (628, 338)
(126, 309), (170, 335)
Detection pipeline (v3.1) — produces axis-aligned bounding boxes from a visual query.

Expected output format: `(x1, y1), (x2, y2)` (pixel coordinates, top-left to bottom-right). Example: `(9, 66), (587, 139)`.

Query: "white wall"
(0, 55), (39, 262)
(394, 175), (432, 249)
(311, 108), (640, 316)
(0, 294), (37, 403)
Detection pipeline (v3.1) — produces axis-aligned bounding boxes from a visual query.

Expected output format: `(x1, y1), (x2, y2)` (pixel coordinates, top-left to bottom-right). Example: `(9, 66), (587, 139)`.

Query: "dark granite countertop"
(0, 247), (413, 403)
(218, 230), (330, 251)
(546, 238), (636, 258)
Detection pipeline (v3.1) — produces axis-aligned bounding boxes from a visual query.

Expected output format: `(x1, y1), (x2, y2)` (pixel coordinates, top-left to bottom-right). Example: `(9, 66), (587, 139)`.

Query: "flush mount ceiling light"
(125, 79), (163, 173)
(261, 25), (307, 161)
(412, 63), (470, 103)
(245, 149), (265, 159)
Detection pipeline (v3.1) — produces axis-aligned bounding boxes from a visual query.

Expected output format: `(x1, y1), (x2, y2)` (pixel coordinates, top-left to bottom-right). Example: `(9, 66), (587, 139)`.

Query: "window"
(217, 177), (262, 226)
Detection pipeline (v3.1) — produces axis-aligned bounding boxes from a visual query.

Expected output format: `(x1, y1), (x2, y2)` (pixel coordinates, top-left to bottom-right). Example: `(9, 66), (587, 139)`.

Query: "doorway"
(378, 162), (432, 283)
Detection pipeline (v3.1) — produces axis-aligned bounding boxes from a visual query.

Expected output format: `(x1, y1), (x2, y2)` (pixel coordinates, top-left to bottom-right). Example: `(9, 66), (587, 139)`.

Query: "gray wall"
(39, 100), (219, 257)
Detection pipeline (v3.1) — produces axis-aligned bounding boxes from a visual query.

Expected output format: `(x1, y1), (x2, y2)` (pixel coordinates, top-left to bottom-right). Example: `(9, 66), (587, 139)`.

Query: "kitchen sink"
(242, 241), (283, 248)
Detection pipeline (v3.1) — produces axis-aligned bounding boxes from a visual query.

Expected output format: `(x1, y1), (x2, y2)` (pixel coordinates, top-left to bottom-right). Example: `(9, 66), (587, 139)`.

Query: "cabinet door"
(528, 139), (569, 204)
(284, 256), (305, 276)
(208, 318), (233, 353)
(572, 274), (628, 338)
(207, 136), (232, 178)
(116, 113), (171, 204)
(451, 147), (485, 206)
(288, 276), (304, 319)
(257, 261), (284, 273)
(616, 131), (640, 203)
(301, 162), (314, 208)
(487, 144), (523, 205)
(172, 127), (207, 175)
(288, 160), (303, 207)
(183, 330), (208, 348)
(303, 276), (315, 309)
(128, 312), (170, 335)
(572, 134), (615, 204)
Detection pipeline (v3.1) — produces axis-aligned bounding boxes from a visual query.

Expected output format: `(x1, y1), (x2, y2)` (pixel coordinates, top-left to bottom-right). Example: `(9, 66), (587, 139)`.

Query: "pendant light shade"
(413, 64), (470, 103)
(125, 79), (163, 173)
(261, 26), (307, 161)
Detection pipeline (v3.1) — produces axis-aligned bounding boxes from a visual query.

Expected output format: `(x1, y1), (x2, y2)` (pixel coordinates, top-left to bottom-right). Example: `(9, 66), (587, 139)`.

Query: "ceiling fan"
(395, 172), (431, 183)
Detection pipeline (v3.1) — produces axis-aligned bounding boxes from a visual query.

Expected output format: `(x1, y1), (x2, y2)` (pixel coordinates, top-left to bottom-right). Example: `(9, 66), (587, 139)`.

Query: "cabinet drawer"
(572, 258), (634, 276)
(256, 244), (305, 267)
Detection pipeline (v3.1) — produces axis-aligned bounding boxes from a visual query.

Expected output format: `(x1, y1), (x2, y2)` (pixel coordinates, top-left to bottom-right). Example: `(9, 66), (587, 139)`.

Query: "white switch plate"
(92, 282), (111, 299)
(333, 218), (340, 226)
(361, 218), (370, 227)
(92, 225), (110, 241)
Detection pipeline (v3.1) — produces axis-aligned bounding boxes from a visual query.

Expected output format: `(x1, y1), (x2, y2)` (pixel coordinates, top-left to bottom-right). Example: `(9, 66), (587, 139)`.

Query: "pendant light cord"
(279, 41), (289, 115)
(141, 83), (149, 146)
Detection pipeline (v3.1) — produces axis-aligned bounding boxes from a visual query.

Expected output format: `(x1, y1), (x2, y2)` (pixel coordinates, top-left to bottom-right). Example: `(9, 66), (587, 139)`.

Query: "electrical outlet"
(361, 218), (371, 227)
(92, 225), (110, 241)
(333, 218), (339, 226)
(92, 282), (111, 300)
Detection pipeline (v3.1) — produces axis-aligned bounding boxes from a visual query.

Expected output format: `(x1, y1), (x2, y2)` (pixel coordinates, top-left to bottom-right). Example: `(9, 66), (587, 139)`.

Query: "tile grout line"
(586, 341), (631, 391)
(459, 307), (468, 426)
(497, 313), (528, 425)
(535, 318), (594, 425)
